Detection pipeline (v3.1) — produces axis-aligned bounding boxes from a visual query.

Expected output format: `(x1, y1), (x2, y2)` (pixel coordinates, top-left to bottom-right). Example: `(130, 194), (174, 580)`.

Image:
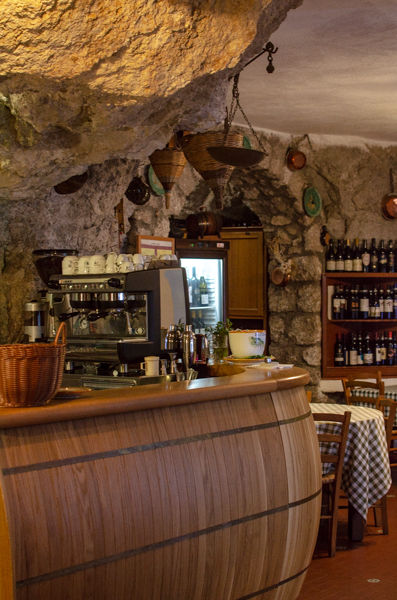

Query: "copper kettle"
(381, 169), (397, 220)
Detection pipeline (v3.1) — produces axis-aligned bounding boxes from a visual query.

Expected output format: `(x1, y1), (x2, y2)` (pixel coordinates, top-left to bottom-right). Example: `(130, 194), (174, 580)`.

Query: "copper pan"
(286, 149), (306, 171)
(381, 193), (397, 220)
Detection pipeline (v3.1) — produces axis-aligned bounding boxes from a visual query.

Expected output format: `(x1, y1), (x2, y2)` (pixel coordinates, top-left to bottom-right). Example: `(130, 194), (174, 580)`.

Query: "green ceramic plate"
(243, 135), (252, 149)
(303, 187), (322, 217)
(148, 165), (165, 196)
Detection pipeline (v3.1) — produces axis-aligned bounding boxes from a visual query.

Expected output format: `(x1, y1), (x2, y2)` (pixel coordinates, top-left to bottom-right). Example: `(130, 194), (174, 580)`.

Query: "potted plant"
(205, 319), (233, 362)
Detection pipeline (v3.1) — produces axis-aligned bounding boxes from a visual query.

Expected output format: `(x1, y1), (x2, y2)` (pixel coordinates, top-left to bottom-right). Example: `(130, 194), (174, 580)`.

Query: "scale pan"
(206, 146), (265, 168)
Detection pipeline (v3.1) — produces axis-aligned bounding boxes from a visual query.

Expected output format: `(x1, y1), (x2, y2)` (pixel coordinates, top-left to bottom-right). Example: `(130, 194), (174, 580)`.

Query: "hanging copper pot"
(381, 168), (397, 220)
(148, 148), (186, 209)
(181, 131), (244, 209)
(286, 149), (306, 171)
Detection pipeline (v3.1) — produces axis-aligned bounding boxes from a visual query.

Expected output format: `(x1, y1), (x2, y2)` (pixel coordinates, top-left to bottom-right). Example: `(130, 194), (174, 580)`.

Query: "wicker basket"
(181, 131), (244, 208)
(149, 148), (187, 209)
(0, 323), (67, 408)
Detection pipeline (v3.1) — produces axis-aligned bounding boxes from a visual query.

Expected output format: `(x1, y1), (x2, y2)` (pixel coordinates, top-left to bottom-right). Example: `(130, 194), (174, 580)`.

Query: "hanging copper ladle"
(381, 168), (397, 220)
(206, 73), (268, 168)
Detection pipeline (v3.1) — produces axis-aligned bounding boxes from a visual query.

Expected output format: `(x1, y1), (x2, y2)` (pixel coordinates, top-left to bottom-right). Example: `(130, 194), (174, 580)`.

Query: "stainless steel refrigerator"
(175, 239), (229, 332)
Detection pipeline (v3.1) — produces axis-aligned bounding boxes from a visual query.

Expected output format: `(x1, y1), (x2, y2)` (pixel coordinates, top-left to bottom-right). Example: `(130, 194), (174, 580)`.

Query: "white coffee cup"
(118, 262), (134, 273)
(62, 256), (78, 275)
(89, 255), (106, 274)
(140, 356), (160, 376)
(105, 252), (117, 272)
(78, 256), (90, 274)
(117, 254), (130, 266)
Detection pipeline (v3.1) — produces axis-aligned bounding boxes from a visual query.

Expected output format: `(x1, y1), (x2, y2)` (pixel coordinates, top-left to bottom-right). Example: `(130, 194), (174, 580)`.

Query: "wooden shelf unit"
(322, 272), (397, 379)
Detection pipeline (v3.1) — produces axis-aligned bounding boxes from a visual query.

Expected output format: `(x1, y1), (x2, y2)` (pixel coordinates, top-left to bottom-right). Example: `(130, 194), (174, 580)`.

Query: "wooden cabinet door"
(220, 228), (265, 319)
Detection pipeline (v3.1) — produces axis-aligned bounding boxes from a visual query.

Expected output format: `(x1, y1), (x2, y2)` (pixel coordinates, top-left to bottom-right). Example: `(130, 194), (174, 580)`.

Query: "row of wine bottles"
(334, 331), (397, 366)
(187, 267), (209, 306)
(191, 310), (206, 335)
(332, 283), (397, 319)
(326, 238), (396, 272)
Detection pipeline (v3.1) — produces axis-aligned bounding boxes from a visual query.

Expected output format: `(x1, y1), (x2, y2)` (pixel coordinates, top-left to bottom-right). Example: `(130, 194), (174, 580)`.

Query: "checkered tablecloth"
(310, 403), (392, 519)
(350, 386), (397, 427)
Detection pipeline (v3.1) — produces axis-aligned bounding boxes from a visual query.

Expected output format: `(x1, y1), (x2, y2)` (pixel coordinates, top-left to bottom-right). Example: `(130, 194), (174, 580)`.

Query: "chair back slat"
(342, 370), (384, 406)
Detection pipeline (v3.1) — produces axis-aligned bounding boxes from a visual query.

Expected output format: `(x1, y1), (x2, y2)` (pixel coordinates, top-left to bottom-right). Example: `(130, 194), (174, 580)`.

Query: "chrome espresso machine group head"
(47, 268), (189, 368)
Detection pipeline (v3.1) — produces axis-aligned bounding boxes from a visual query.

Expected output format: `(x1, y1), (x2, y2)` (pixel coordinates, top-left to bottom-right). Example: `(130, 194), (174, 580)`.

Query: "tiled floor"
(297, 469), (397, 600)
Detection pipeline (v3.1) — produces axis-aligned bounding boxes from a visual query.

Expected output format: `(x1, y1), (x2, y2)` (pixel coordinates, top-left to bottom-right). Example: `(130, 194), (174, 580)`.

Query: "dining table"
(350, 385), (397, 427)
(310, 402), (392, 541)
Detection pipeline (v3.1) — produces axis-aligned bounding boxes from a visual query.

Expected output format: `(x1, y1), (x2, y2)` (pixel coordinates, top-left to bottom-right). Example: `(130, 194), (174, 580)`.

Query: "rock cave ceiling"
(0, 0), (396, 203)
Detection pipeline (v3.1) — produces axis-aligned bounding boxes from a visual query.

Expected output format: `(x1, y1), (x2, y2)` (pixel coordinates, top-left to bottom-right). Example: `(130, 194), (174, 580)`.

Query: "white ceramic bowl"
(228, 330), (266, 358)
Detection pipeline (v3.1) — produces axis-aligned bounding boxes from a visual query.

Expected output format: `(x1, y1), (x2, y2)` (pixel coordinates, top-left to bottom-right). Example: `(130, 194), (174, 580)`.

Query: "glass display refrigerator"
(175, 239), (229, 332)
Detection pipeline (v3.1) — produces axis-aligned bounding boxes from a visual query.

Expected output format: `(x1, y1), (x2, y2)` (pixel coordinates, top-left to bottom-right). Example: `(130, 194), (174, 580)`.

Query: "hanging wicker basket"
(0, 323), (67, 408)
(149, 148), (186, 209)
(181, 131), (244, 209)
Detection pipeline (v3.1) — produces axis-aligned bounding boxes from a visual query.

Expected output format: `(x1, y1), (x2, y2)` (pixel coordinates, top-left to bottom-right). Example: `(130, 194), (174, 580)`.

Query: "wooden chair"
(313, 411), (351, 557)
(367, 399), (397, 535)
(342, 371), (384, 408)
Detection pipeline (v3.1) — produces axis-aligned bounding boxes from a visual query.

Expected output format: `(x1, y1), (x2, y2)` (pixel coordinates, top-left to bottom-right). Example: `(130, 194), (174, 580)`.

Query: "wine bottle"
(340, 286), (346, 319)
(326, 240), (336, 272)
(387, 239), (395, 273)
(190, 267), (200, 306)
(342, 333), (348, 365)
(353, 238), (362, 272)
(335, 239), (345, 272)
(378, 239), (387, 273)
(361, 239), (370, 273)
(352, 285), (359, 319)
(394, 283), (397, 319)
(186, 268), (193, 305)
(374, 333), (382, 366)
(334, 333), (345, 366)
(363, 332), (373, 365)
(393, 331), (397, 365)
(370, 238), (378, 272)
(385, 285), (393, 319)
(332, 286), (341, 319)
(387, 331), (395, 365)
(197, 310), (206, 334)
(191, 310), (200, 335)
(359, 285), (369, 319)
(380, 332), (387, 365)
(368, 286), (375, 318)
(373, 286), (380, 318)
(379, 285), (385, 319)
(349, 333), (358, 366)
(344, 239), (353, 272)
(199, 272), (209, 306)
(346, 286), (353, 319)
(357, 332), (364, 365)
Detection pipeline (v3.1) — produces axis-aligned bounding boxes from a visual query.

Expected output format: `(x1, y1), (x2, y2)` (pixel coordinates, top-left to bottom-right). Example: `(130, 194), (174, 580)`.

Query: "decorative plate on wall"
(303, 187), (322, 217)
(148, 165), (165, 196)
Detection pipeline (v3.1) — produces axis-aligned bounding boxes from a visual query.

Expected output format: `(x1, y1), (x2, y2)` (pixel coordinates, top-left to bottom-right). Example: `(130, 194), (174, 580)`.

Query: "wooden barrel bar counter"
(0, 367), (321, 600)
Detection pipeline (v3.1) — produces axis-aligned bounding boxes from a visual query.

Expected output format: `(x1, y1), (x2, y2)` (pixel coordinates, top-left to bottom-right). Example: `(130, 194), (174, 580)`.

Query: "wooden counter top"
(0, 366), (310, 429)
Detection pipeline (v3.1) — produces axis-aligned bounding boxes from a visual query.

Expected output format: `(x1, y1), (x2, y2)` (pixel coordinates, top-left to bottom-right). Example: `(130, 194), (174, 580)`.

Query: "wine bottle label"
(334, 356), (344, 363)
(335, 259), (344, 270)
(200, 294), (209, 305)
(369, 306), (375, 317)
(380, 258), (387, 265)
(364, 353), (373, 364)
(381, 347), (387, 360)
(326, 259), (336, 271)
(375, 306), (381, 318)
(380, 299), (384, 311)
(362, 253), (370, 266)
(349, 350), (358, 365)
(376, 348), (382, 361)
(357, 354), (364, 365)
(385, 299), (393, 312)
(344, 260), (353, 271)
(370, 255), (378, 265)
(359, 299), (369, 311)
(353, 259), (362, 271)
(333, 299), (341, 313)
(200, 327), (206, 335)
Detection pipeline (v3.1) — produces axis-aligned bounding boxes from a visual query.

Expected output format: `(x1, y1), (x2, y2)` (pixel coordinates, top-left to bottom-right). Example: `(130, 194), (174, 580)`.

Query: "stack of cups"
(117, 254), (134, 273)
(62, 255), (79, 275)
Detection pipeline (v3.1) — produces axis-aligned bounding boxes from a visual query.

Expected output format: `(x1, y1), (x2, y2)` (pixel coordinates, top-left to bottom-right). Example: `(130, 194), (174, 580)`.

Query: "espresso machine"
(46, 268), (189, 388)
